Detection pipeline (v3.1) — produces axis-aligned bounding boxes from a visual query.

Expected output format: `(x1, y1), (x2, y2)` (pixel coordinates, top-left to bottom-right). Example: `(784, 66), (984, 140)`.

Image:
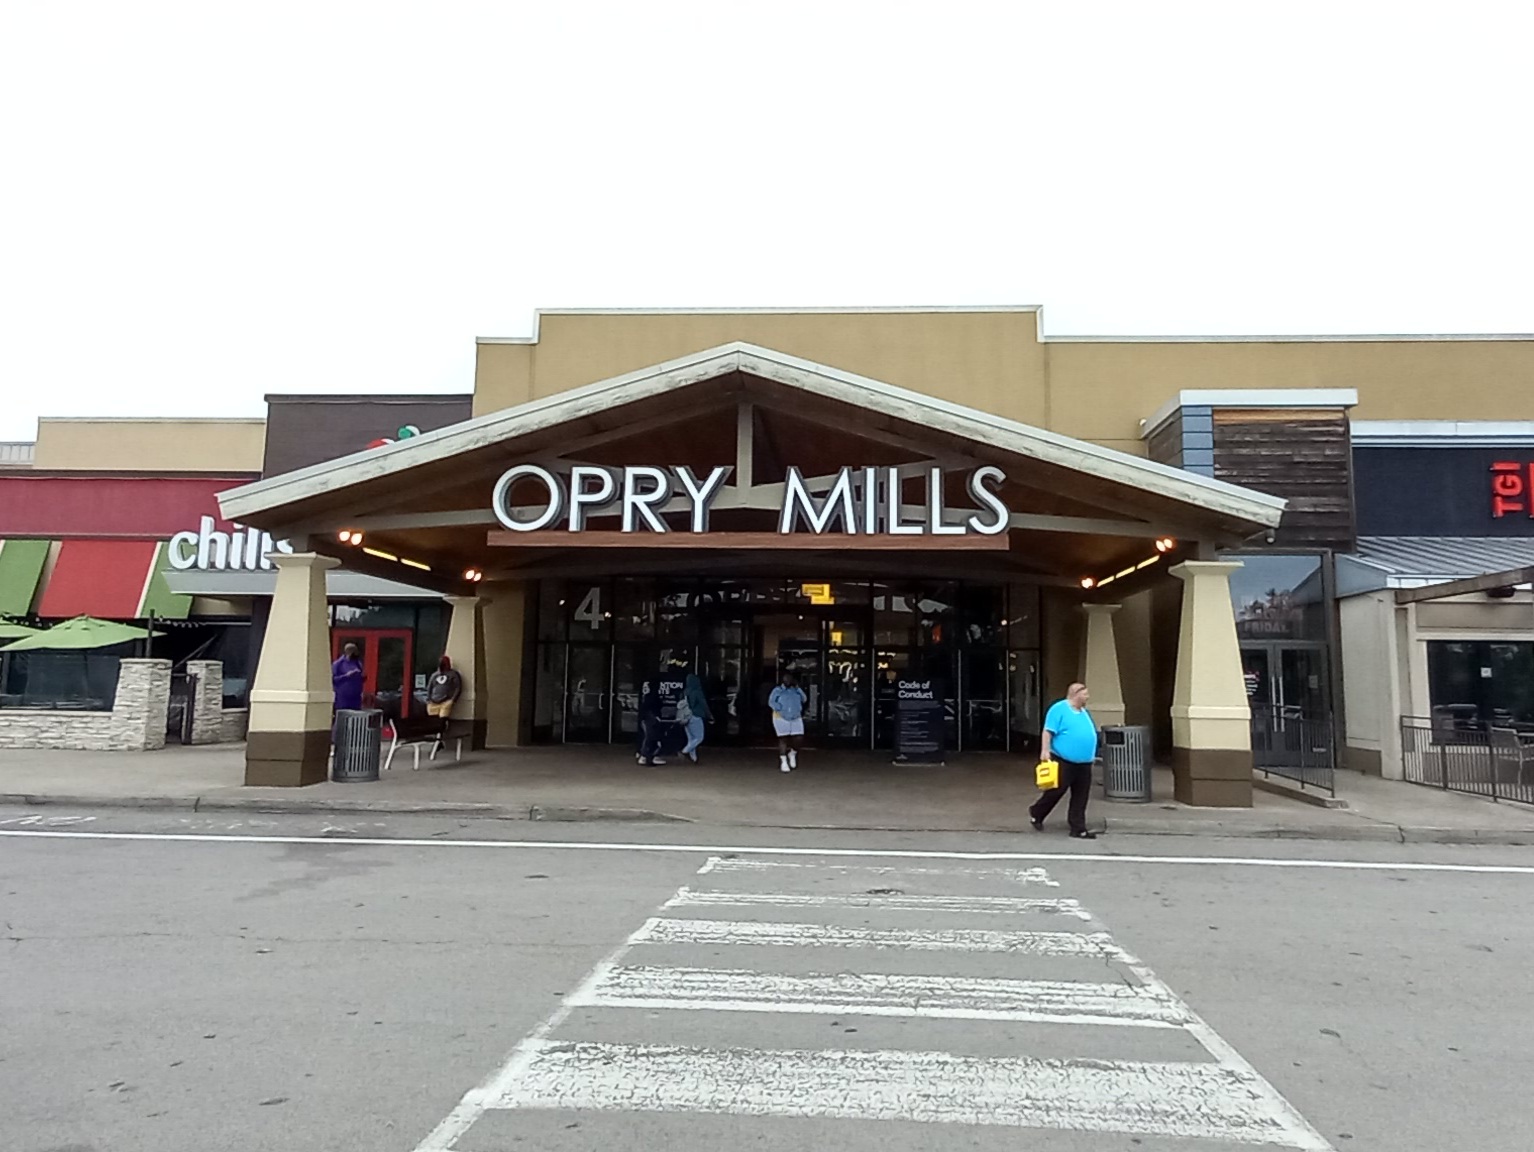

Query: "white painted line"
(697, 857), (1060, 884)
(573, 965), (1191, 1027)
(665, 887), (1092, 918)
(1107, 938), (1334, 1151)
(3, 828), (1532, 875)
(634, 917), (1129, 957)
(492, 1040), (1329, 1148)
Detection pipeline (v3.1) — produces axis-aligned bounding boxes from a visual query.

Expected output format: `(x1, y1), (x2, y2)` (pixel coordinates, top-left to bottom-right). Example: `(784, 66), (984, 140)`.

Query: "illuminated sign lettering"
(491, 465), (1010, 536)
(167, 516), (294, 571)
(1490, 461), (1534, 519)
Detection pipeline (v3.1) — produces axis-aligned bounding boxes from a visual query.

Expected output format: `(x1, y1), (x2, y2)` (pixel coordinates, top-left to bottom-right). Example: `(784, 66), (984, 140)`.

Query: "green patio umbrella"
(0, 622), (40, 641)
(1, 615), (163, 651)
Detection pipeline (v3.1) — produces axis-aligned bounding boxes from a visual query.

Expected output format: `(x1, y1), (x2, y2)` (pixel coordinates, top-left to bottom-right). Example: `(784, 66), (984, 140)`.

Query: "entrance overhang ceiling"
(220, 343), (1285, 592)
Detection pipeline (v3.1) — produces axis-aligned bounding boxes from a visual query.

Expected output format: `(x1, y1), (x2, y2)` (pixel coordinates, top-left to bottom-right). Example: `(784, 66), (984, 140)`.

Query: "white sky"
(2, 2), (1531, 440)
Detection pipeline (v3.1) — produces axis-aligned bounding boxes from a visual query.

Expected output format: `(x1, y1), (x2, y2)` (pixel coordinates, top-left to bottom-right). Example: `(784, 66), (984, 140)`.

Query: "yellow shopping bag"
(1035, 759), (1060, 790)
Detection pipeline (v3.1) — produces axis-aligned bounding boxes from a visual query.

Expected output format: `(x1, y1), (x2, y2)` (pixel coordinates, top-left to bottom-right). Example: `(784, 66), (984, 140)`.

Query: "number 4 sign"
(573, 587), (603, 629)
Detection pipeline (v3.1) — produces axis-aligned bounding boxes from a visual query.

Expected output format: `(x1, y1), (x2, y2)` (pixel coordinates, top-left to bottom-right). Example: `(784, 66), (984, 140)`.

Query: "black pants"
(1030, 757), (1093, 834)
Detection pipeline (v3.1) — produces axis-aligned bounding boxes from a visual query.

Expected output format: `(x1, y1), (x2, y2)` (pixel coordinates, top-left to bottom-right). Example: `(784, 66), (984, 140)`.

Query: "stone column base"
(245, 729), (331, 787)
(1171, 746), (1253, 807)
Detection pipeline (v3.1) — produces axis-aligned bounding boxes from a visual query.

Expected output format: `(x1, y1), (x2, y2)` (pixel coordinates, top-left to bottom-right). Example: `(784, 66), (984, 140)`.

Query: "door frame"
(332, 627), (415, 719)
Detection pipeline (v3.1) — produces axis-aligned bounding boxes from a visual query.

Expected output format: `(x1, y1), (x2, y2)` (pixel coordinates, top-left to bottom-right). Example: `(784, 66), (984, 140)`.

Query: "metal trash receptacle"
(1101, 725), (1151, 802)
(332, 709), (383, 782)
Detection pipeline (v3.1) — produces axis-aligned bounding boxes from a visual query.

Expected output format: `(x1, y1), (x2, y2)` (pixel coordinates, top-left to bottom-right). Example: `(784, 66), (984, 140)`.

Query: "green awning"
(0, 539), (49, 616)
(1, 615), (164, 652)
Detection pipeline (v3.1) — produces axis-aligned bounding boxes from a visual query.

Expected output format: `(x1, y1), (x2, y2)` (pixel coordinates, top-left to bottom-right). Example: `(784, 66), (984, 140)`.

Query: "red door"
(332, 628), (415, 720)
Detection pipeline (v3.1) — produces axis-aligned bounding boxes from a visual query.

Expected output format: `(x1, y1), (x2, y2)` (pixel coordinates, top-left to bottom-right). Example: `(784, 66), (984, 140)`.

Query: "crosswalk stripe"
(698, 857), (1059, 885)
(494, 1040), (1329, 1149)
(665, 887), (1092, 918)
(573, 965), (1191, 1027)
(634, 916), (1129, 956)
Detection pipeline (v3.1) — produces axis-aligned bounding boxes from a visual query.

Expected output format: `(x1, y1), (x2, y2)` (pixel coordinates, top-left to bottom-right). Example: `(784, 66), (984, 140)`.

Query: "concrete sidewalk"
(3, 743), (1534, 844)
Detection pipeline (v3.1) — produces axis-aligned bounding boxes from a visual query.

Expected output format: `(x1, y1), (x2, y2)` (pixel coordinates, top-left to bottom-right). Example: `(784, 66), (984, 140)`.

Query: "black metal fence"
(1400, 717), (1534, 805)
(1250, 705), (1335, 795)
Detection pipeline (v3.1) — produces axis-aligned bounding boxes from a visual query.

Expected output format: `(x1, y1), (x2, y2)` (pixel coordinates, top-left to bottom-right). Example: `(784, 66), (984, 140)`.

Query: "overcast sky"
(2, 3), (1530, 440)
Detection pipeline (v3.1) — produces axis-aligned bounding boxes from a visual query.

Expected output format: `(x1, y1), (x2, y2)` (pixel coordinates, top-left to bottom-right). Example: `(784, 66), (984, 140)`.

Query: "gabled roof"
(221, 342), (1285, 530)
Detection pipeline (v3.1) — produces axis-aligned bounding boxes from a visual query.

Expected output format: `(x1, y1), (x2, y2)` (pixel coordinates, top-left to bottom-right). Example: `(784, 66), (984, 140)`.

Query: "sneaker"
(687, 749), (698, 763)
(650, 758), (667, 766)
(1069, 829), (1097, 840)
(780, 759), (791, 773)
(1029, 815), (1043, 832)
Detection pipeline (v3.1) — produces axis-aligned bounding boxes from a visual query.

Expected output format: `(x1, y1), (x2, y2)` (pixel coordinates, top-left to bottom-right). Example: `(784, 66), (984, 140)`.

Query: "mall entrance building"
(221, 318), (1289, 806)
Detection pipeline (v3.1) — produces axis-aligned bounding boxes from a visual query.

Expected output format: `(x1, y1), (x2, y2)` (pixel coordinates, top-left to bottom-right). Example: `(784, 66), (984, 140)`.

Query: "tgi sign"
(491, 464), (1010, 536)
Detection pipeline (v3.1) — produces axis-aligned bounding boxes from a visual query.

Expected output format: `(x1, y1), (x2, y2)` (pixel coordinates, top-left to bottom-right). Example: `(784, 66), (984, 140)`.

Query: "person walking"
(1030, 681), (1100, 839)
(768, 669), (807, 773)
(678, 672), (713, 762)
(332, 643), (364, 712)
(636, 674), (667, 766)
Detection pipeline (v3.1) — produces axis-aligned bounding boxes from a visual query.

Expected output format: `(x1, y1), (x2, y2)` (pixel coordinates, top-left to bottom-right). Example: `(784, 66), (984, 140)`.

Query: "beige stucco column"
(1079, 603), (1126, 728)
(1169, 560), (1252, 807)
(245, 552), (339, 786)
(444, 595), (487, 749)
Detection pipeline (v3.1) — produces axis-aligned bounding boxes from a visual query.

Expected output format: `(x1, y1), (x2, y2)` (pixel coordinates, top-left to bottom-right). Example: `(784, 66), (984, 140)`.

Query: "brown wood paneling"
(1212, 412), (1354, 550)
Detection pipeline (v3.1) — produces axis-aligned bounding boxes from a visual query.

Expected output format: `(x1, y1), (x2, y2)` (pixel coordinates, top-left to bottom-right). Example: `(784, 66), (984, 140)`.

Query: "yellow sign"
(800, 582), (834, 605)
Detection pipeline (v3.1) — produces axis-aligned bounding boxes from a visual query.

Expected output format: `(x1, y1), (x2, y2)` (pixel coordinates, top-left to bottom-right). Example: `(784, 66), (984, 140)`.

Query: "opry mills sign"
(491, 464), (1010, 536)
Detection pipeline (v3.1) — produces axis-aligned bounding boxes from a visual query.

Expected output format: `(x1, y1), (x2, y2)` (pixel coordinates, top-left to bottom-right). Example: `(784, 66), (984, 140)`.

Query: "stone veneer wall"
(220, 709), (250, 742)
(186, 660), (225, 745)
(0, 658), (171, 751)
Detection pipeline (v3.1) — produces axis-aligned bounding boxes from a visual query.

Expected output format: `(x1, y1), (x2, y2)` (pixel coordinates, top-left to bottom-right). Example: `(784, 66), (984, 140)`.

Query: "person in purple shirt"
(332, 643), (365, 711)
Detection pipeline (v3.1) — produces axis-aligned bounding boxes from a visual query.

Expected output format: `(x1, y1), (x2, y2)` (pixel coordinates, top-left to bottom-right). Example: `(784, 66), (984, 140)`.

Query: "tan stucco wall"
(475, 310), (1049, 428)
(483, 582), (530, 747)
(475, 310), (1534, 455)
(1116, 590), (1156, 728)
(34, 418), (267, 472)
(1339, 592), (1396, 772)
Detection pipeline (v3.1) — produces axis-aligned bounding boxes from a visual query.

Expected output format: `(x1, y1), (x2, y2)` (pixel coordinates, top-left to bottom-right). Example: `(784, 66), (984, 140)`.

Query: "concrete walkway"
(3, 743), (1534, 844)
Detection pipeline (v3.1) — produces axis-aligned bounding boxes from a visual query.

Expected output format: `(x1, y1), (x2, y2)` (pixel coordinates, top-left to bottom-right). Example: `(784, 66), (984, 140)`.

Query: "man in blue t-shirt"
(1030, 681), (1100, 840)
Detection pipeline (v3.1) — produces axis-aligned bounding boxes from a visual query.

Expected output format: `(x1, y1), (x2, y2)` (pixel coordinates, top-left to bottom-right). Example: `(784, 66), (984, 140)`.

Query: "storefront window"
(1225, 555), (1327, 643)
(1427, 641), (1534, 729)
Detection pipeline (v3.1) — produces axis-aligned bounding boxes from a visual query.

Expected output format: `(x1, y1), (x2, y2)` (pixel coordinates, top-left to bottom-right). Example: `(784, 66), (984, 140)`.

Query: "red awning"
(36, 539), (160, 619)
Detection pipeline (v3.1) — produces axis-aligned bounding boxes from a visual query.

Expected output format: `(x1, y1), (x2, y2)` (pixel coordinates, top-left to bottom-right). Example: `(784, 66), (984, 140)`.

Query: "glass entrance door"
(332, 628), (414, 720)
(1242, 642), (1332, 771)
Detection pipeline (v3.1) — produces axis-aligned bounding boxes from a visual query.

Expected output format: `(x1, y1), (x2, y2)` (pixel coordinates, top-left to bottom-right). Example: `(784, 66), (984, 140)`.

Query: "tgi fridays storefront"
(220, 337), (1286, 805)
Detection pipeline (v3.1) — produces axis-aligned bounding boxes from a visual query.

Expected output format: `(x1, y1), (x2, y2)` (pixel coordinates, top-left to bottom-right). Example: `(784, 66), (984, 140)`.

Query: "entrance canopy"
(220, 343), (1284, 592)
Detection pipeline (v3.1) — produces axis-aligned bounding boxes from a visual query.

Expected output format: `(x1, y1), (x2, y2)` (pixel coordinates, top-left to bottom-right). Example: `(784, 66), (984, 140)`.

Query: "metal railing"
(1250, 705), (1335, 795)
(1400, 717), (1534, 805)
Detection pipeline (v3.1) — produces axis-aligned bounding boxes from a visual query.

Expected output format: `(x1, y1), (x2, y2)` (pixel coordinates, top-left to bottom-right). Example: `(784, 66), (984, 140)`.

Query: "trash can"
(332, 709), (383, 782)
(1100, 725), (1151, 802)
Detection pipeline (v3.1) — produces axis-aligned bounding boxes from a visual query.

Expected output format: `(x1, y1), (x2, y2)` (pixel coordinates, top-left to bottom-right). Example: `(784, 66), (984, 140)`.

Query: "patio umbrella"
(0, 622), (41, 640)
(0, 615), (163, 651)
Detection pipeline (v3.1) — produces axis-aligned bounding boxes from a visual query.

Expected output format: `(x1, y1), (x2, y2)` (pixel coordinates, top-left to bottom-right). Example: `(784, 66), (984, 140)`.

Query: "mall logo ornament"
(491, 464), (1010, 536)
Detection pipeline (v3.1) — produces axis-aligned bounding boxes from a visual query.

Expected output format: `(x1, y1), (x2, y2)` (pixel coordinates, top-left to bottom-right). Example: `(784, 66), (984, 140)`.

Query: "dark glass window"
(1427, 641), (1534, 728)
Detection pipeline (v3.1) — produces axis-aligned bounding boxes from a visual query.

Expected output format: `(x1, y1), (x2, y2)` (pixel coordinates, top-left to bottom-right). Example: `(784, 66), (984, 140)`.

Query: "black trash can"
(332, 709), (383, 782)
(1101, 725), (1152, 802)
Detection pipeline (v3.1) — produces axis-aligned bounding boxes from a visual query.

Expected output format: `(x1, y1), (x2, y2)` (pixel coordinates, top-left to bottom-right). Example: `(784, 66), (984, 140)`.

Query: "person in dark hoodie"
(636, 675), (667, 766)
(678, 672), (714, 763)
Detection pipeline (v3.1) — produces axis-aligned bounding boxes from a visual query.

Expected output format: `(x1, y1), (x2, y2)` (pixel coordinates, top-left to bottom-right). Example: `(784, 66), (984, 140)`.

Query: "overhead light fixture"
(462, 568), (484, 583)
(401, 558), (431, 572)
(1080, 577), (1095, 589)
(363, 547), (398, 562)
(338, 529), (363, 545)
(1154, 537), (1176, 552)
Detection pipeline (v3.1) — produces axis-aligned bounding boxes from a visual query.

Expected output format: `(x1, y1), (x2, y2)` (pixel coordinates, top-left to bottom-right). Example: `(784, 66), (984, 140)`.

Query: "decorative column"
(186, 659), (224, 745)
(110, 658), (172, 751)
(1078, 603), (1126, 728)
(444, 594), (487, 750)
(245, 552), (339, 786)
(1169, 560), (1252, 807)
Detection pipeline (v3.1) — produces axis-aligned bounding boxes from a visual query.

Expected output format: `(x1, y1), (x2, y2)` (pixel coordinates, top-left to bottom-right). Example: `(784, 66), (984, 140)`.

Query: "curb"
(3, 792), (1533, 846)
